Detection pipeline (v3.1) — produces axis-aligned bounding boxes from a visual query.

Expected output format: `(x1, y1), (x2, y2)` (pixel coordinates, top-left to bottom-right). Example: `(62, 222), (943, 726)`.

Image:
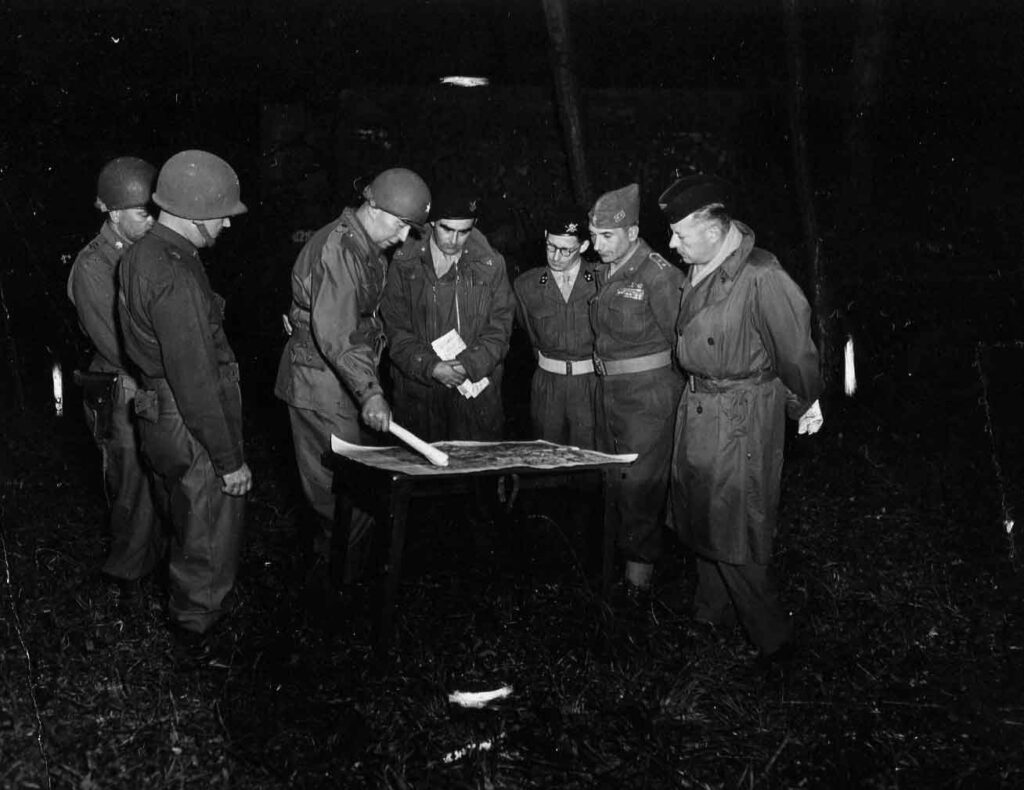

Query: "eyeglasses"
(545, 242), (580, 258)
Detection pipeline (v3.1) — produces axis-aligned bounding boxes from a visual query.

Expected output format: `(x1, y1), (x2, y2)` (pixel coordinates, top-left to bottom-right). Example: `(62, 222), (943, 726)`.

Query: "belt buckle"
(593, 356), (606, 376)
(565, 360), (573, 375)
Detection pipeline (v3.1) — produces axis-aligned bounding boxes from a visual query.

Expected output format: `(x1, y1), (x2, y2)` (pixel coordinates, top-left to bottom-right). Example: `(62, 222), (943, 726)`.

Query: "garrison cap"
(658, 174), (733, 224)
(430, 186), (479, 221)
(544, 204), (587, 240)
(588, 183), (639, 229)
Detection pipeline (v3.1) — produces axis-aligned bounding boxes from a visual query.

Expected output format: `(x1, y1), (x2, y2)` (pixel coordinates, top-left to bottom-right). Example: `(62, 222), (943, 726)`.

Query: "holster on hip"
(74, 370), (118, 440)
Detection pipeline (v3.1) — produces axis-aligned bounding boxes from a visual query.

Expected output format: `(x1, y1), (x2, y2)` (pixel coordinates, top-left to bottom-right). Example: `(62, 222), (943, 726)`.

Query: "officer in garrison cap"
(588, 183), (685, 605)
(661, 173), (822, 668)
(381, 186), (515, 442)
(513, 205), (598, 448)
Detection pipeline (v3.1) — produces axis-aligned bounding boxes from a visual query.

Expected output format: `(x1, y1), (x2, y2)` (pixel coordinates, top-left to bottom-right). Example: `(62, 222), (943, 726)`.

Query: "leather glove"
(798, 399), (823, 435)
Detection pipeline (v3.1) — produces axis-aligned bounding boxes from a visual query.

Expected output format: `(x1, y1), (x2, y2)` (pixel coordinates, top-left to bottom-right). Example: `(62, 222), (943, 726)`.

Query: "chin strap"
(193, 220), (215, 246)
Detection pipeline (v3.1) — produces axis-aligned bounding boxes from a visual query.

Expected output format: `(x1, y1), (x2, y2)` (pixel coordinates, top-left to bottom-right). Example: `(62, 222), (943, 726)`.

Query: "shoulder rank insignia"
(539, 270), (549, 285)
(649, 251), (669, 269)
(583, 270), (594, 282)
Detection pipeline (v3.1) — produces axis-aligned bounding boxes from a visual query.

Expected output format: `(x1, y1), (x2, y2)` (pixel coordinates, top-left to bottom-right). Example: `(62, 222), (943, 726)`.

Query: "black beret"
(430, 186), (479, 221)
(658, 174), (733, 223)
(544, 204), (587, 239)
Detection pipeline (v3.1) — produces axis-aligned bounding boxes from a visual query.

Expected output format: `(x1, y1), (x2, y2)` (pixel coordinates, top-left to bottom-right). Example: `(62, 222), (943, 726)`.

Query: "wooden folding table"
(328, 438), (637, 648)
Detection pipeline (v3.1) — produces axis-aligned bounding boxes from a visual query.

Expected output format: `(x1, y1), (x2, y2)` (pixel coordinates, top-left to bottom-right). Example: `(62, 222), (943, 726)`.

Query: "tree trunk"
(782, 0), (833, 392)
(0, 270), (25, 412)
(846, 0), (892, 224)
(541, 0), (591, 206)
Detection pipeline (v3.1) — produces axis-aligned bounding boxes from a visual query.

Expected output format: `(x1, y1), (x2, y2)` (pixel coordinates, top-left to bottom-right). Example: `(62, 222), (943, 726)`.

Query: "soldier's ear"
(627, 225), (639, 243)
(579, 239), (590, 254)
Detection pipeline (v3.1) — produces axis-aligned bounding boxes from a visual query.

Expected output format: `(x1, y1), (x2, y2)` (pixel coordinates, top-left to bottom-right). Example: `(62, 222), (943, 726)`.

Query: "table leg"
(602, 469), (615, 596)
(374, 477), (412, 649)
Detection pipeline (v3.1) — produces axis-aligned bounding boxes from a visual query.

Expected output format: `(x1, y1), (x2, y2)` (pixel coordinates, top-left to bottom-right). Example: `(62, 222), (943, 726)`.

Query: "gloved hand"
(798, 399), (823, 435)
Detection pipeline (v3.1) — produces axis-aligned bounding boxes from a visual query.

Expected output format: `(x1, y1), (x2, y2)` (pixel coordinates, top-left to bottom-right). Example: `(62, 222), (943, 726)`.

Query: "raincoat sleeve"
(457, 251), (516, 382)
(512, 275), (540, 354)
(753, 267), (822, 414)
(311, 240), (384, 406)
(380, 262), (442, 385)
(149, 269), (244, 476)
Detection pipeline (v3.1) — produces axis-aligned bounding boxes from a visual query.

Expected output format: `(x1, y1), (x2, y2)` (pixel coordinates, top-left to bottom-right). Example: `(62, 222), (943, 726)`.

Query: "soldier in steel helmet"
(274, 167), (431, 583)
(118, 150), (251, 642)
(67, 156), (163, 601)
(588, 183), (686, 605)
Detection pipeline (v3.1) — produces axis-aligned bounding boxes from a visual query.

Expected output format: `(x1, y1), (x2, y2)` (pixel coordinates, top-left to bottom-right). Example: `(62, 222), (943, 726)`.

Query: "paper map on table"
(331, 435), (637, 476)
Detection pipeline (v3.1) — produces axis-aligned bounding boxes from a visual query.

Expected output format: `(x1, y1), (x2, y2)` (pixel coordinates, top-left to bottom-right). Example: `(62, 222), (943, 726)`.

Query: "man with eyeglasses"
(588, 183), (686, 607)
(275, 167), (431, 582)
(513, 205), (598, 448)
(381, 187), (515, 443)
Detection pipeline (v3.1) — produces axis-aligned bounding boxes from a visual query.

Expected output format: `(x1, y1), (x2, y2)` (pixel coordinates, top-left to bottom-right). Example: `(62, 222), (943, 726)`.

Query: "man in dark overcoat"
(661, 174), (823, 665)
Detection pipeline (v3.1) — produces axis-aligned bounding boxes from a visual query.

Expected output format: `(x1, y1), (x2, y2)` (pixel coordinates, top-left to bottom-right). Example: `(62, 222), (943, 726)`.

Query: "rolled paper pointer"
(388, 421), (450, 467)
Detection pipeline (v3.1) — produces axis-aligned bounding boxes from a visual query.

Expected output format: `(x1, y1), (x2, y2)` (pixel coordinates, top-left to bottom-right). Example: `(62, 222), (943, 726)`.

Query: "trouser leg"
(288, 406), (372, 582)
(96, 388), (164, 581)
(693, 555), (737, 626)
(165, 434), (246, 634)
(715, 560), (792, 654)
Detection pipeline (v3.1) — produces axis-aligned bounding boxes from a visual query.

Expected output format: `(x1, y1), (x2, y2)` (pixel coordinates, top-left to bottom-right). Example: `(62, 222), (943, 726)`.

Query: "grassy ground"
(2, 360), (1023, 789)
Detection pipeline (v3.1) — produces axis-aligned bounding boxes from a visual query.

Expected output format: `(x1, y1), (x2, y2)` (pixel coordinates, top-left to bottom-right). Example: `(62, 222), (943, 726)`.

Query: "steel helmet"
(364, 168), (431, 226)
(96, 156), (156, 211)
(153, 150), (247, 220)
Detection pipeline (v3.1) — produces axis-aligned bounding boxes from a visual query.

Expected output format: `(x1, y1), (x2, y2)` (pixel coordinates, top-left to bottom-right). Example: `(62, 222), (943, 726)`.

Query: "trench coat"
(672, 223), (821, 565)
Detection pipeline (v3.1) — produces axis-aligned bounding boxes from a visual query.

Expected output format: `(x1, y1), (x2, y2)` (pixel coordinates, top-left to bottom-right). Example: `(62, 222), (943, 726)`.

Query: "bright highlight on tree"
(439, 76), (490, 87)
(844, 336), (856, 396)
(52, 361), (63, 416)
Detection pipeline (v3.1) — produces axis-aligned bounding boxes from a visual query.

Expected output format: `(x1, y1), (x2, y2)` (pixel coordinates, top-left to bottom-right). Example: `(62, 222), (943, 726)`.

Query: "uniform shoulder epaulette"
(648, 251), (670, 269)
(747, 247), (780, 269)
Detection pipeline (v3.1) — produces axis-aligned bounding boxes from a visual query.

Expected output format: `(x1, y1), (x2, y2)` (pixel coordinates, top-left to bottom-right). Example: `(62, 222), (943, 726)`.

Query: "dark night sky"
(2, 0), (1021, 265)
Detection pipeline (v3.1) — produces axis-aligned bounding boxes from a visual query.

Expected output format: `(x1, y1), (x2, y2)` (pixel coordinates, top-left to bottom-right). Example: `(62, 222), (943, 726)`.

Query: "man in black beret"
(660, 173), (823, 667)
(381, 186), (515, 442)
(588, 183), (686, 604)
(513, 205), (598, 448)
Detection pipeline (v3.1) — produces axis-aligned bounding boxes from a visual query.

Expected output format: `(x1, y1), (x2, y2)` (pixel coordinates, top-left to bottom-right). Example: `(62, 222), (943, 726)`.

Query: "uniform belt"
(689, 370), (777, 393)
(537, 351), (594, 376)
(592, 350), (671, 376)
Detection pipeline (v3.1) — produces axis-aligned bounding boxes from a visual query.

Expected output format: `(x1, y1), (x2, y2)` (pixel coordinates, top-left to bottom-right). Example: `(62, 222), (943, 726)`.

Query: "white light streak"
(440, 76), (490, 88)
(448, 686), (513, 708)
(52, 362), (64, 416)
(844, 336), (857, 396)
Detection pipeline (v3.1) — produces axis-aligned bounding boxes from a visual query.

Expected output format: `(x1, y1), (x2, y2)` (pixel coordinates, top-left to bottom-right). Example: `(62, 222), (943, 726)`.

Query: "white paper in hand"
(432, 329), (489, 399)
(798, 399), (823, 435)
(431, 329), (466, 360)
